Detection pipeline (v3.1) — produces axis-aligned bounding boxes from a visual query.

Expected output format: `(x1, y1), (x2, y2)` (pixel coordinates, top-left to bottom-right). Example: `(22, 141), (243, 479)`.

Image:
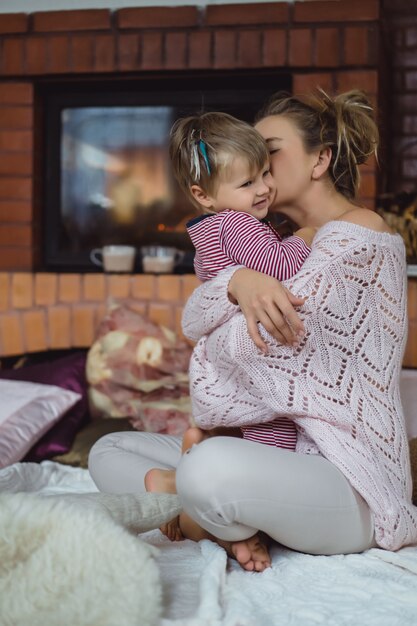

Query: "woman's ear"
(311, 147), (332, 180)
(190, 185), (214, 209)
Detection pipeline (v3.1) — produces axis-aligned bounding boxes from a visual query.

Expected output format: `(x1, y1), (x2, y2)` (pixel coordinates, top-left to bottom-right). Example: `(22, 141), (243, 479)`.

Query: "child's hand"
(294, 226), (317, 247)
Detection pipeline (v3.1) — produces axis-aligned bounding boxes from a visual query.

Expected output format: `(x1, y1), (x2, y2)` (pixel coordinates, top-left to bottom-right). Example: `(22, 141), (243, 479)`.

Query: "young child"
(145, 111), (315, 541)
(170, 111), (315, 450)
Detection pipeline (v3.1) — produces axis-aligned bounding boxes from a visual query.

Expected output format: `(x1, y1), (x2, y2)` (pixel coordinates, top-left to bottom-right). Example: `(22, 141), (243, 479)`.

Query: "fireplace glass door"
(42, 73), (290, 271)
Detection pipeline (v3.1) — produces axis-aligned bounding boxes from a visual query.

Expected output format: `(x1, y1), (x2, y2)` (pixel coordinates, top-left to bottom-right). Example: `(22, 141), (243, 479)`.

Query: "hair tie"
(198, 140), (211, 175)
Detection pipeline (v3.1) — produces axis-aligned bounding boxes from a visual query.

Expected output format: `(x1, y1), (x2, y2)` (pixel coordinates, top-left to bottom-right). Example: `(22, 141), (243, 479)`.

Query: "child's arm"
(220, 211), (311, 281)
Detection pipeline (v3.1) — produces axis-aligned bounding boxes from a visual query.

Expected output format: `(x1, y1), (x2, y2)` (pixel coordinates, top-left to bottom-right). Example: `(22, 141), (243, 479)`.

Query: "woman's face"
(254, 115), (319, 211)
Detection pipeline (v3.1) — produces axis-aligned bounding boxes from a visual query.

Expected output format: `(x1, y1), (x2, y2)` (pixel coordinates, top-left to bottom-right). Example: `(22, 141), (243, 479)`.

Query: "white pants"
(88, 432), (375, 555)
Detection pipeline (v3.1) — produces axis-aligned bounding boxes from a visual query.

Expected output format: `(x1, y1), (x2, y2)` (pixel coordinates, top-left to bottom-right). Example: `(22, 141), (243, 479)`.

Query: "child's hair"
(169, 111), (269, 207)
(255, 89), (378, 201)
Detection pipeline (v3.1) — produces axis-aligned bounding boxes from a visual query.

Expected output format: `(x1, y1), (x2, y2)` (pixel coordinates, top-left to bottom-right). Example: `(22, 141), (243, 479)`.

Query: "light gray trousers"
(88, 432), (376, 555)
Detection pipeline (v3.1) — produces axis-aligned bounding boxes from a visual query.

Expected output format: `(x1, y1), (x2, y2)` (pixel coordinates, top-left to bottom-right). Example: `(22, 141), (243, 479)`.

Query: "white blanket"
(1, 461), (417, 626)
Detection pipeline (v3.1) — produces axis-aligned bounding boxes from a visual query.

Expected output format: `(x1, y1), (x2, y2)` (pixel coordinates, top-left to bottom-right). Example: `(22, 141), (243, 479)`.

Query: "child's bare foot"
(181, 426), (207, 453)
(144, 468), (176, 494)
(229, 534), (272, 572)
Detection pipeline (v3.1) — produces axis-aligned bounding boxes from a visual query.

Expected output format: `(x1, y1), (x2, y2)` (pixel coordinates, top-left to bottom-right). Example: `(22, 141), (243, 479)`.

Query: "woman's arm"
(182, 266), (305, 352)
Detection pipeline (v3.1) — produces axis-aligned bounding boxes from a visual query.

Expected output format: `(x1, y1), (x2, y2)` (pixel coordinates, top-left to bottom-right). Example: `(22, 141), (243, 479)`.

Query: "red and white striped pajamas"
(187, 209), (311, 450)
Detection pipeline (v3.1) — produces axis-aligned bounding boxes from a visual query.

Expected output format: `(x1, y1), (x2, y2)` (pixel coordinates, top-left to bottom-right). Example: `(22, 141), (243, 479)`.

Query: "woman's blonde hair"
(169, 111), (269, 207)
(256, 89), (378, 201)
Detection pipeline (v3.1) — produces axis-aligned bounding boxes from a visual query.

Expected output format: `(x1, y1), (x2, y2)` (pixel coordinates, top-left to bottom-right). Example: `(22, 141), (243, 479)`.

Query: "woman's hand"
(228, 268), (306, 353)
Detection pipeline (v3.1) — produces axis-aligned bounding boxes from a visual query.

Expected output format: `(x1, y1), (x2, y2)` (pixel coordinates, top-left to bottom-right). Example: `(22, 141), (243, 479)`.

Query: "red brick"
(344, 26), (370, 66)
(156, 275), (181, 302)
(336, 70), (378, 94)
(117, 34), (140, 71)
(0, 247), (33, 270)
(83, 274), (106, 302)
(0, 153), (32, 176)
(0, 201), (32, 222)
(0, 107), (33, 130)
(263, 29), (286, 67)
(107, 274), (130, 299)
(0, 83), (33, 105)
(130, 274), (155, 300)
(359, 172), (376, 197)
(0, 178), (32, 201)
(205, 3), (289, 26)
(11, 272), (32, 308)
(22, 309), (48, 353)
(35, 273), (57, 306)
(289, 29), (313, 67)
(117, 6), (198, 29)
(214, 31), (237, 69)
(315, 28), (340, 67)
(0, 14), (28, 35)
(48, 305), (71, 349)
(165, 32), (187, 70)
(293, 72), (335, 94)
(141, 33), (163, 70)
(47, 35), (71, 74)
(2, 38), (25, 76)
(72, 305), (95, 347)
(33, 10), (111, 33)
(237, 31), (262, 68)
(0, 272), (9, 311)
(71, 34), (95, 73)
(0, 312), (24, 356)
(188, 31), (212, 70)
(25, 37), (48, 75)
(0, 225), (32, 247)
(58, 274), (81, 303)
(0, 130), (32, 152)
(294, 0), (379, 23)
(94, 34), (115, 73)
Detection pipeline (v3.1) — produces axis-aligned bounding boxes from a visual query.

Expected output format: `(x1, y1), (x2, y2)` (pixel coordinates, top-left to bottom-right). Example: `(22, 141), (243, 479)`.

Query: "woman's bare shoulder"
(339, 208), (393, 234)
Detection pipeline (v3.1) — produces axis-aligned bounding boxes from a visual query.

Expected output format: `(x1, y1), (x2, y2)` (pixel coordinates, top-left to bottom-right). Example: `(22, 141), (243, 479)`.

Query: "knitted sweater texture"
(182, 220), (417, 551)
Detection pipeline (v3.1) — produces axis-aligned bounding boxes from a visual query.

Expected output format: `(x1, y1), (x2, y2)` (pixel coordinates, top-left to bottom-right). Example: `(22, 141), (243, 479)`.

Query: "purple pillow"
(0, 351), (89, 462)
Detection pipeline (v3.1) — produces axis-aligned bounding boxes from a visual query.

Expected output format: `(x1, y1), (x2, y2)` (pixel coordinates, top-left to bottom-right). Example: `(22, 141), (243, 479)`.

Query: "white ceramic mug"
(90, 245), (136, 273)
(141, 246), (185, 274)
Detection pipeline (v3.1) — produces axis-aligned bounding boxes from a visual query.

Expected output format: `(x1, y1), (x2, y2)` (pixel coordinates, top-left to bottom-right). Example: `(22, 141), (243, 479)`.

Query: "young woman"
(88, 89), (417, 572)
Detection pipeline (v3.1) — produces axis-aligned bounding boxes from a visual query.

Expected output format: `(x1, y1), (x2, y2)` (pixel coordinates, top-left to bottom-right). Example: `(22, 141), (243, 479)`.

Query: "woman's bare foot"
(229, 534), (272, 572)
(144, 468), (177, 494)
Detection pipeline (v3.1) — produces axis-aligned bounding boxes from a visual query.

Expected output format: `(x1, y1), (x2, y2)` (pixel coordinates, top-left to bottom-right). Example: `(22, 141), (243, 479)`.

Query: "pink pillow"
(0, 379), (81, 468)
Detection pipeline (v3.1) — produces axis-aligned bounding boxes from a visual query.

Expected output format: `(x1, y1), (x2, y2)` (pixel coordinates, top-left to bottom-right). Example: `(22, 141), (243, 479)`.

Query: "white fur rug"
(2, 462), (417, 626)
(0, 492), (162, 626)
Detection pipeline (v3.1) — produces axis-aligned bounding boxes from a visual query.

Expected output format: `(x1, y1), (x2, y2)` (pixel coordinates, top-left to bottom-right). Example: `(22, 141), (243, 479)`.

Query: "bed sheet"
(1, 461), (417, 626)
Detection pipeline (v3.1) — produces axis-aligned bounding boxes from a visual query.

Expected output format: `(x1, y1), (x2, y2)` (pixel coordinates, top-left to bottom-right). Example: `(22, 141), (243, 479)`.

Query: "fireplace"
(0, 1), (380, 272)
(41, 71), (289, 271)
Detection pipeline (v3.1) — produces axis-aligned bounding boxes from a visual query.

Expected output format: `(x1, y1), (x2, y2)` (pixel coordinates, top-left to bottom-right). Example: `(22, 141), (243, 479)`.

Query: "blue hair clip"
(198, 140), (211, 175)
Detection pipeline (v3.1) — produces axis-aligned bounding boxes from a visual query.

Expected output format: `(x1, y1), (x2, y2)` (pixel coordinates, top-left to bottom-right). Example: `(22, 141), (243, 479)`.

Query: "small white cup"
(90, 245), (136, 273)
(141, 246), (184, 274)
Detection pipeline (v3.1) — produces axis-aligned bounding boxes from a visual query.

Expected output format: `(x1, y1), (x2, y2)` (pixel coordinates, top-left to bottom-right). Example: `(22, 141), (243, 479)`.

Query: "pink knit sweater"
(182, 220), (417, 551)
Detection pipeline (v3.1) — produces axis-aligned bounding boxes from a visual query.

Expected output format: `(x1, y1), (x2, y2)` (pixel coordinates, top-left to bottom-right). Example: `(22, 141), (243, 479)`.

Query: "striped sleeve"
(219, 211), (311, 281)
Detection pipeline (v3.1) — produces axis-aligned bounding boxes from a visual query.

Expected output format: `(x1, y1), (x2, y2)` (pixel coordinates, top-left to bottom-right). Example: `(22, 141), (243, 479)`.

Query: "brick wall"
(382, 0), (417, 193)
(0, 271), (200, 356)
(0, 0), (380, 272)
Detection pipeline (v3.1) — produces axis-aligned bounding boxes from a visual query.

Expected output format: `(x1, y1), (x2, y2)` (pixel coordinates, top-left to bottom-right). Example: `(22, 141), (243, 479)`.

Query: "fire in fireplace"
(41, 71), (290, 272)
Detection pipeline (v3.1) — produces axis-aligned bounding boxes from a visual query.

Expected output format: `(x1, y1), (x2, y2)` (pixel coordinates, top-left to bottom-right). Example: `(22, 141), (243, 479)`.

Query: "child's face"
(210, 157), (276, 219)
